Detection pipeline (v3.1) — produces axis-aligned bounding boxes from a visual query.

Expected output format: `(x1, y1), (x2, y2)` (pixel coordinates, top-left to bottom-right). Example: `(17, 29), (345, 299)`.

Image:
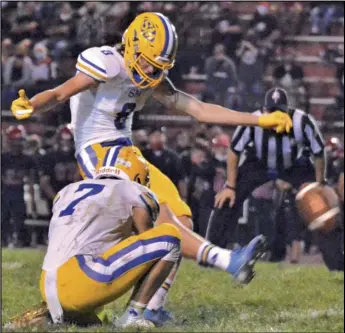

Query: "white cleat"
(115, 315), (155, 329)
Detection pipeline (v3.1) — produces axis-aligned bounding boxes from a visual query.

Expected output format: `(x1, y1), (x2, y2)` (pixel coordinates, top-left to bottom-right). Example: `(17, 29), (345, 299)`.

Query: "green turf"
(2, 249), (344, 332)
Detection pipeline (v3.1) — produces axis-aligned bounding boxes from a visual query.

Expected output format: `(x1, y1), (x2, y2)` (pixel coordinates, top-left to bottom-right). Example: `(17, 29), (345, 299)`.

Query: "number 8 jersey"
(70, 46), (153, 155)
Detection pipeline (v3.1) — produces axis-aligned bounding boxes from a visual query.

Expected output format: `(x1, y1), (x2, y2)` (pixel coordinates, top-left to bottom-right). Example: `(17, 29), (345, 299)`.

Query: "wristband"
(225, 183), (236, 191)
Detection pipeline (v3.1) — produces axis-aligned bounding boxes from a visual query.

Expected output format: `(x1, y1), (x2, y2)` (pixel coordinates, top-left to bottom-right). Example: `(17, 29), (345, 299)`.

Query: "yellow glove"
(258, 110), (292, 134)
(11, 89), (34, 120)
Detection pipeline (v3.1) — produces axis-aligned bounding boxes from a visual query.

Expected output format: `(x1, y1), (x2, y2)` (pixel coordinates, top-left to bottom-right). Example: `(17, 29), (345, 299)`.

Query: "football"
(296, 182), (340, 233)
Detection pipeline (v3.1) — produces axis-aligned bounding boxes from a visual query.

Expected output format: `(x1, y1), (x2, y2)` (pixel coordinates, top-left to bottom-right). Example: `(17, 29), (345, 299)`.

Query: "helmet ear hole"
(134, 173), (142, 184)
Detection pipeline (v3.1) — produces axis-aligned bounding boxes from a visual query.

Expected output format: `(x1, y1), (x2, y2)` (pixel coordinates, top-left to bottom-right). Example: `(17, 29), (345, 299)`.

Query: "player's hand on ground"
(214, 188), (236, 209)
(11, 89), (34, 120)
(258, 111), (292, 134)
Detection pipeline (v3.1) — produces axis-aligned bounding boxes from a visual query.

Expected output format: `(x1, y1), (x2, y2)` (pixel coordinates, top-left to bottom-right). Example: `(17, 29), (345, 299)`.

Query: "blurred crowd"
(1, 2), (344, 262)
(1, 1), (344, 114)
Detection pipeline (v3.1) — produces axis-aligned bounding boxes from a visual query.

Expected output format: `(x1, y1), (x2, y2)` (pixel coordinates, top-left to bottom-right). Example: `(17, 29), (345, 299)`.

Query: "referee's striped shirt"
(230, 109), (325, 171)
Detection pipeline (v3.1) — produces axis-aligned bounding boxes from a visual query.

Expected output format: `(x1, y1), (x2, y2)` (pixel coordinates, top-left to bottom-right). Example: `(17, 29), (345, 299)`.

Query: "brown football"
(296, 182), (340, 233)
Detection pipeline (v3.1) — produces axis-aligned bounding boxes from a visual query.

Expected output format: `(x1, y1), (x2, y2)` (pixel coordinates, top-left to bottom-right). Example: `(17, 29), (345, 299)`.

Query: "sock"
(126, 300), (147, 317)
(197, 242), (231, 271)
(146, 279), (173, 311)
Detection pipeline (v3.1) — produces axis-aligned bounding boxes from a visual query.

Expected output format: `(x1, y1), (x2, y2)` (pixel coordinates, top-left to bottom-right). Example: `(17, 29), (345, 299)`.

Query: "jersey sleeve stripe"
(140, 192), (159, 221)
(139, 194), (154, 220)
(76, 153), (93, 178)
(75, 236), (180, 283)
(144, 191), (160, 215)
(85, 146), (98, 168)
(80, 53), (107, 74)
(76, 61), (108, 82)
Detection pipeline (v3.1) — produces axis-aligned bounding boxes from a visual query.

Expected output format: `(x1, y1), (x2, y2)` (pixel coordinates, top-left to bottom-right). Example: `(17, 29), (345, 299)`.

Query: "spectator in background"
(335, 44), (344, 95)
(248, 2), (281, 65)
(2, 38), (13, 84)
(325, 137), (344, 186)
(184, 144), (216, 236)
(205, 43), (238, 107)
(211, 133), (229, 193)
(1, 125), (36, 247)
(236, 30), (265, 110)
(177, 32), (206, 77)
(45, 2), (76, 59)
(278, 2), (305, 36)
(210, 2), (242, 60)
(337, 64), (344, 95)
(141, 129), (184, 190)
(23, 134), (50, 245)
(132, 129), (149, 151)
(310, 3), (344, 35)
(2, 129), (10, 153)
(104, 2), (131, 46)
(175, 131), (191, 155)
(8, 2), (44, 44)
(208, 126), (224, 141)
(3, 43), (33, 88)
(24, 134), (46, 157)
(3, 43), (33, 109)
(2, 38), (14, 65)
(76, 2), (105, 50)
(31, 43), (58, 83)
(273, 47), (306, 109)
(39, 124), (80, 212)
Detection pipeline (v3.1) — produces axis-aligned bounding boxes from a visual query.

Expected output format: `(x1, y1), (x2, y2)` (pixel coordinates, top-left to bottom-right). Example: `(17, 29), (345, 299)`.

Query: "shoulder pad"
(76, 47), (120, 82)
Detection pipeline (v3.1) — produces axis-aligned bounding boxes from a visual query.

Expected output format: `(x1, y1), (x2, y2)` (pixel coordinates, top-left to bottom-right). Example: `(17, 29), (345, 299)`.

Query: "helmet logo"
(272, 89), (281, 103)
(141, 19), (156, 42)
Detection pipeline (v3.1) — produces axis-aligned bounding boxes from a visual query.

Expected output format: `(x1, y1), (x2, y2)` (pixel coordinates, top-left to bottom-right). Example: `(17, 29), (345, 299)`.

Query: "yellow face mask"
(123, 12), (178, 89)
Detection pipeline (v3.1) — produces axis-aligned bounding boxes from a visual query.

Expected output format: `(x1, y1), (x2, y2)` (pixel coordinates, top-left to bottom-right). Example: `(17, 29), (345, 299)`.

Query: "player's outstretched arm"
(11, 72), (98, 119)
(153, 78), (292, 133)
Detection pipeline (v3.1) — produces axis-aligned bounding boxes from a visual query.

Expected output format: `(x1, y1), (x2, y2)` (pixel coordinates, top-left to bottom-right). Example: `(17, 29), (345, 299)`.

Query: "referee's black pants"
(209, 157), (344, 271)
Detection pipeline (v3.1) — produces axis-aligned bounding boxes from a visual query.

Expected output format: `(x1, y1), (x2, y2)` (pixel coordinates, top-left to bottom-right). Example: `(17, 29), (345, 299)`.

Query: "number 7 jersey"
(42, 179), (160, 271)
(70, 46), (153, 155)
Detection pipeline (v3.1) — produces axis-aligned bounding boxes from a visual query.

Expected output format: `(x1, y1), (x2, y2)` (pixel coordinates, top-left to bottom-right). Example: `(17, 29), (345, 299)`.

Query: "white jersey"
(70, 46), (154, 154)
(42, 179), (159, 271)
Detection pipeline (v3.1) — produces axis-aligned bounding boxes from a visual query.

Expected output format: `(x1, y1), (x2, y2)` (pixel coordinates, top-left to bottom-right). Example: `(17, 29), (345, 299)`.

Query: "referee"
(210, 88), (343, 271)
(215, 87), (326, 213)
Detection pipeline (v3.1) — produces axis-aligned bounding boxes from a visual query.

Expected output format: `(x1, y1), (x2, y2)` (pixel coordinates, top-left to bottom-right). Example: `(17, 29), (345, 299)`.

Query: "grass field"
(2, 248), (344, 332)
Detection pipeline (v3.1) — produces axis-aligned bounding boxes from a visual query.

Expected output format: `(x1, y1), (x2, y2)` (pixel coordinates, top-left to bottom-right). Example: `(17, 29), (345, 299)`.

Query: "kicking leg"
(147, 158), (266, 284)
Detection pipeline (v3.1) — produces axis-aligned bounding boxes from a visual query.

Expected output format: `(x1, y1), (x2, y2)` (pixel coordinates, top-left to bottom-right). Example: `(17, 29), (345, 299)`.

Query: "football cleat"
(144, 307), (174, 327)
(227, 235), (267, 284)
(5, 302), (51, 329)
(114, 315), (155, 329)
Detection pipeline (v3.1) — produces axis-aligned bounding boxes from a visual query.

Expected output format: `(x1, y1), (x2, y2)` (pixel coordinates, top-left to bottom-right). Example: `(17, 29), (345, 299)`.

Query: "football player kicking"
(8, 148), (181, 329)
(11, 12), (292, 326)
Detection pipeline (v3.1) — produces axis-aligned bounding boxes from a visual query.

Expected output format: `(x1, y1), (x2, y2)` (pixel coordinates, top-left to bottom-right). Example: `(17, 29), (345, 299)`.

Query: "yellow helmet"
(123, 12), (178, 89)
(94, 147), (150, 186)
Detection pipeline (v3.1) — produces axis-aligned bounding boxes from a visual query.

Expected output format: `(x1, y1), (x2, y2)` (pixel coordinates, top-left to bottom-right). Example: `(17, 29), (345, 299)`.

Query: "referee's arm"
(303, 113), (326, 183)
(214, 126), (252, 208)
